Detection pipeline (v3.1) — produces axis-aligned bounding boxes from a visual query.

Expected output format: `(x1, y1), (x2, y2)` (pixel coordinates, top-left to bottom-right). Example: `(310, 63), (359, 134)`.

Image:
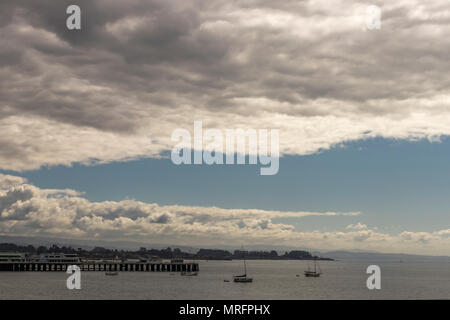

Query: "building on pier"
(39, 253), (80, 263)
(0, 253), (25, 262)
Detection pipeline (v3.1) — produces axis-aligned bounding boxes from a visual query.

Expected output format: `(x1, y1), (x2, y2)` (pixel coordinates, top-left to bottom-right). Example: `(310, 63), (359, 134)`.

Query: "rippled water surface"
(0, 260), (449, 299)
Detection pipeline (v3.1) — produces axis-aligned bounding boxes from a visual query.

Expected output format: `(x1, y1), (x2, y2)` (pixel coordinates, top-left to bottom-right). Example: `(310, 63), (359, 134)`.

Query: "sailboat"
(304, 256), (321, 278)
(233, 248), (253, 283)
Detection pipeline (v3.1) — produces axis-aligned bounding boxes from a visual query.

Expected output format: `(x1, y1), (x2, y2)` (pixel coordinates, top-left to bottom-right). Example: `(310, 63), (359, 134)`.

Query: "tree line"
(0, 243), (332, 260)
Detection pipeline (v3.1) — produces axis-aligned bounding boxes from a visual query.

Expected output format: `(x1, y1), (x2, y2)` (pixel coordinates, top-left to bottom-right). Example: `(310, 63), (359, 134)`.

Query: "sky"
(0, 0), (450, 255)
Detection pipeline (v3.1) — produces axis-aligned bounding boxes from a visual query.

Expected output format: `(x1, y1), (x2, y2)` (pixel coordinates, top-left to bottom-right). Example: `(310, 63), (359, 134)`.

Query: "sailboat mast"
(243, 251), (247, 275)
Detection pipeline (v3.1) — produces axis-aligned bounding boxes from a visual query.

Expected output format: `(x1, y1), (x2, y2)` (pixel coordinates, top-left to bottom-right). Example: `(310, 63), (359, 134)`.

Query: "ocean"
(0, 260), (449, 299)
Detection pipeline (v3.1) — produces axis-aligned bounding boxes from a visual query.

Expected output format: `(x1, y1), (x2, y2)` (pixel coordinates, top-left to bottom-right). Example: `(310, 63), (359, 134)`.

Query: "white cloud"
(346, 222), (368, 230)
(0, 173), (449, 255)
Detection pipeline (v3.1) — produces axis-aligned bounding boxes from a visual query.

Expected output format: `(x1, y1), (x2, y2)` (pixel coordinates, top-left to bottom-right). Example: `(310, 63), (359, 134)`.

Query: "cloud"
(0, 173), (356, 243)
(346, 222), (368, 230)
(0, 173), (449, 255)
(0, 174), (27, 189)
(0, 1), (449, 170)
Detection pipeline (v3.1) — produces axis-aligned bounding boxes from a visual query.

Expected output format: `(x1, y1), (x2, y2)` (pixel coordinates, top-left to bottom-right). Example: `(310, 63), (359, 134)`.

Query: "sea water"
(0, 260), (448, 299)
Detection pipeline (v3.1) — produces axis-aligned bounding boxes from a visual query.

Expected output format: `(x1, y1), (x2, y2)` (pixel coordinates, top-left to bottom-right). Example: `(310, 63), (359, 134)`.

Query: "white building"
(39, 253), (80, 263)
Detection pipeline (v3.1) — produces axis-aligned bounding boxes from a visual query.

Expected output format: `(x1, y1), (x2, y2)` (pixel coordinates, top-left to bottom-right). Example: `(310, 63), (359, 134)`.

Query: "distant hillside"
(1, 235), (448, 261)
(323, 250), (450, 262)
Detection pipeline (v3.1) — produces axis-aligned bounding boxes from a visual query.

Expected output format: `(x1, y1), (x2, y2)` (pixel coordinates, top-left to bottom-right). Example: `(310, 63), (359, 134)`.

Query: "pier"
(0, 262), (199, 272)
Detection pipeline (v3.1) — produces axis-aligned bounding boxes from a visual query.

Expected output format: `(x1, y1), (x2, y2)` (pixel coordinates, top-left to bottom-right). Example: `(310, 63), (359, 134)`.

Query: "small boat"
(304, 257), (321, 278)
(181, 271), (198, 276)
(233, 247), (253, 283)
(304, 270), (320, 277)
(105, 271), (119, 276)
(233, 274), (253, 282)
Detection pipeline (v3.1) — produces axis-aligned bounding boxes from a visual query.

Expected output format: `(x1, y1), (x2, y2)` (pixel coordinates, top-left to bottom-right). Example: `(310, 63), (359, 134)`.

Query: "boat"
(233, 274), (253, 282)
(105, 271), (119, 276)
(233, 248), (253, 283)
(304, 257), (321, 278)
(181, 271), (198, 276)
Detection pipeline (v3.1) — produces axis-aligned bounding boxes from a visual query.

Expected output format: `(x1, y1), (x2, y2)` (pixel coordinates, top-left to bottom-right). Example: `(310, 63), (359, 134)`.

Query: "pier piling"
(0, 262), (199, 272)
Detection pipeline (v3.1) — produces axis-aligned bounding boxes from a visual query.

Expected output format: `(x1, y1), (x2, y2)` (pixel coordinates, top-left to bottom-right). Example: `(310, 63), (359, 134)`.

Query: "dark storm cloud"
(1, 0), (450, 170)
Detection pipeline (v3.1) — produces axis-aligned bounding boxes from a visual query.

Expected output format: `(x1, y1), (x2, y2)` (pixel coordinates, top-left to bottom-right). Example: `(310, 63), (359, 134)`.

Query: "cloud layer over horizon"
(1, 173), (449, 255)
(1, 0), (450, 170)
